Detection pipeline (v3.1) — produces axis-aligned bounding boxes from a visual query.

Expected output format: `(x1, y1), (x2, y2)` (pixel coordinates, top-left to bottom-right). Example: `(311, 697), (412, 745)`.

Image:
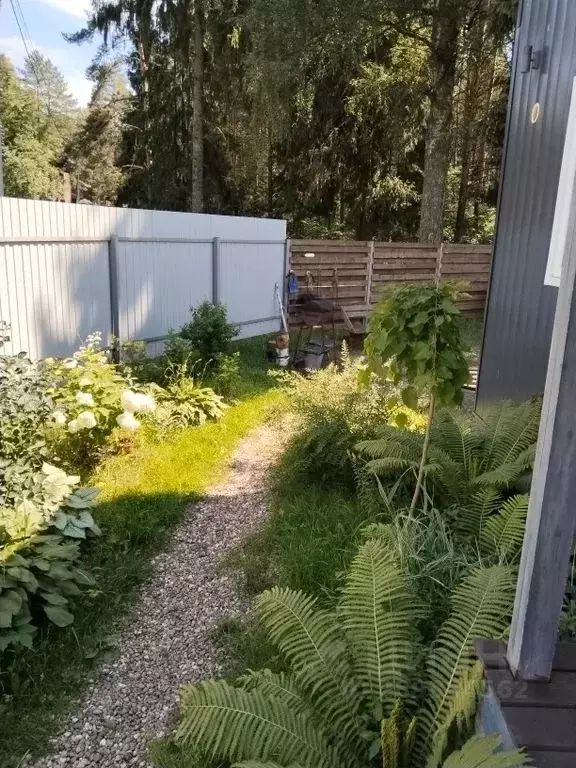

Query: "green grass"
(0, 387), (284, 768)
(229, 333), (277, 396)
(218, 442), (383, 677)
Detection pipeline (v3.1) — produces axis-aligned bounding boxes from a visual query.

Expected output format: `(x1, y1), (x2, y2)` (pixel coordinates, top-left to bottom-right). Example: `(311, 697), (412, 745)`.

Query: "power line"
(8, 0), (43, 90)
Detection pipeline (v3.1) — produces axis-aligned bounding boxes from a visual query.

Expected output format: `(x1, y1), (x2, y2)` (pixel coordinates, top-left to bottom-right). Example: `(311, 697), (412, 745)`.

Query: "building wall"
(477, 0), (576, 402)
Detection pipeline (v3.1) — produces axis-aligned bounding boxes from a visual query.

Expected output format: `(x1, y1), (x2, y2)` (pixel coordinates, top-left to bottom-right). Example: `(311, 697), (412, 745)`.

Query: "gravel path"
(27, 423), (287, 768)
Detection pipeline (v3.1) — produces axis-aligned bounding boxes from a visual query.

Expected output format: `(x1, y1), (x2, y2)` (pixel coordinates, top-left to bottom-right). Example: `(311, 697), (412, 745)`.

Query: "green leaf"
(40, 591), (69, 606)
(401, 386), (418, 410)
(394, 412), (409, 429)
(44, 604), (74, 627)
(0, 609), (14, 628)
(62, 523), (86, 539)
(0, 589), (23, 615)
(53, 511), (68, 530)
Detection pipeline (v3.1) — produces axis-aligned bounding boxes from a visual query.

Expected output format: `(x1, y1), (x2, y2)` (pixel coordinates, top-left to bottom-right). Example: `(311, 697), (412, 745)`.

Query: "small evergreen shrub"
(180, 302), (239, 368)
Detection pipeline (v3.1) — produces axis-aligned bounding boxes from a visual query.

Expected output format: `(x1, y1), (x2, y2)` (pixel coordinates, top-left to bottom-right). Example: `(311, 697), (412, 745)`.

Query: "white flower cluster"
(120, 390), (156, 414)
(68, 410), (97, 433)
(116, 390), (156, 431)
(76, 391), (94, 406)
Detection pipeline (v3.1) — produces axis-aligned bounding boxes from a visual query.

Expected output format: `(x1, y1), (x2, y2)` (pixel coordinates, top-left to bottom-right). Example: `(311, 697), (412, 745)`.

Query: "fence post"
(108, 235), (120, 362)
(283, 238), (290, 322)
(365, 239), (375, 307)
(212, 237), (220, 304)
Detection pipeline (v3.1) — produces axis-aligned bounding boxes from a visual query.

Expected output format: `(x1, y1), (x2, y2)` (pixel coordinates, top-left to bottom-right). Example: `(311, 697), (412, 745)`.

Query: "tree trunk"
(455, 0), (493, 241)
(267, 129), (274, 215)
(418, 2), (460, 244)
(137, 35), (153, 206)
(191, 11), (204, 213)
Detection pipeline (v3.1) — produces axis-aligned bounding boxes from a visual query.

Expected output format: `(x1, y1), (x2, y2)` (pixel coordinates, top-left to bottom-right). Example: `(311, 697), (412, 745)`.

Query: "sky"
(0, 0), (102, 106)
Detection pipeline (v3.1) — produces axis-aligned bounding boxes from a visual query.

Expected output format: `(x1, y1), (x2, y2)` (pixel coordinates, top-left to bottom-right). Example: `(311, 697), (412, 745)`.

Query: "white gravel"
(26, 423), (287, 768)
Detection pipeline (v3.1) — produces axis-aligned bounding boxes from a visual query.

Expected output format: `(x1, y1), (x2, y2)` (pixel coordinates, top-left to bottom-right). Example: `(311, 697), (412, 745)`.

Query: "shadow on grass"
(0, 490), (191, 768)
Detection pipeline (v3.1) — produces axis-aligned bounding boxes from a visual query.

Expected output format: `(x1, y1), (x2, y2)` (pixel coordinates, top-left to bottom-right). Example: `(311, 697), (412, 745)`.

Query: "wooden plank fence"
(288, 240), (491, 325)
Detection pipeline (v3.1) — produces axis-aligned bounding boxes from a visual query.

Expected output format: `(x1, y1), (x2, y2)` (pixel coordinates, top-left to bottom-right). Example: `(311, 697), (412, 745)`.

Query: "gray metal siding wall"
(477, 0), (576, 403)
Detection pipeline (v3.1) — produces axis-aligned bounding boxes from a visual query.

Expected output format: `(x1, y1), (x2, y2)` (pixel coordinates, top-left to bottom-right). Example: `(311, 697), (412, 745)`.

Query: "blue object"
(287, 272), (299, 295)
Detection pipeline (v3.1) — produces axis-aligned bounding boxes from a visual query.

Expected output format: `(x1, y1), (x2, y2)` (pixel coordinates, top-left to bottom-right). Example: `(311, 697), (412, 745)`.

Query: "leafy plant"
(174, 534), (526, 768)
(151, 365), (228, 430)
(180, 302), (239, 369)
(119, 339), (168, 385)
(208, 352), (242, 399)
(274, 344), (425, 486)
(365, 282), (470, 511)
(0, 463), (100, 650)
(357, 402), (539, 557)
(0, 355), (55, 506)
(46, 333), (153, 469)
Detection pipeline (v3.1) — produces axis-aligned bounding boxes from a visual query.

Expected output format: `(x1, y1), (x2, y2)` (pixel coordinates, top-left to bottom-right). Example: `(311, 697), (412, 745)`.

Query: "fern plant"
(356, 401), (539, 555)
(174, 534), (528, 768)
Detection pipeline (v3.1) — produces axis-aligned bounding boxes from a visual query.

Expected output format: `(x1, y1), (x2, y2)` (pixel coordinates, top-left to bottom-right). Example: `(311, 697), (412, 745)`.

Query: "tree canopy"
(1, 0), (517, 241)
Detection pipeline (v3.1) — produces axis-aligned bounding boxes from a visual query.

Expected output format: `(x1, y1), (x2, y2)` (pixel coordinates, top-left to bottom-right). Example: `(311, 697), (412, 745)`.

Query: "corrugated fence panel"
(117, 241), (213, 341)
(219, 241), (284, 338)
(0, 241), (111, 359)
(0, 197), (287, 358)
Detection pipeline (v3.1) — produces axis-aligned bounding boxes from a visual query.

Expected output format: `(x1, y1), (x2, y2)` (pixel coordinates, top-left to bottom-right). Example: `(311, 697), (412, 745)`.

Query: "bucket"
(277, 348), (289, 367)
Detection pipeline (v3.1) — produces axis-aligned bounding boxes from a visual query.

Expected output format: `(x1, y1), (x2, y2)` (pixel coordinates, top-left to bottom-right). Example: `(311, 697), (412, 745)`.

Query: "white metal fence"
(0, 198), (287, 359)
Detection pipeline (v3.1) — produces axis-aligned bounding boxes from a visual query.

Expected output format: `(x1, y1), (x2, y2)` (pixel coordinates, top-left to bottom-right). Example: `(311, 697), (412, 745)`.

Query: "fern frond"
(478, 402), (540, 473)
(339, 537), (419, 711)
(430, 411), (482, 476)
(426, 661), (485, 768)
(452, 487), (502, 541)
(380, 700), (418, 768)
(479, 495), (529, 563)
(473, 444), (535, 489)
(233, 763), (304, 768)
(365, 457), (420, 475)
(255, 587), (362, 756)
(418, 566), (516, 766)
(356, 427), (424, 461)
(440, 735), (531, 767)
(239, 670), (307, 714)
(176, 679), (336, 768)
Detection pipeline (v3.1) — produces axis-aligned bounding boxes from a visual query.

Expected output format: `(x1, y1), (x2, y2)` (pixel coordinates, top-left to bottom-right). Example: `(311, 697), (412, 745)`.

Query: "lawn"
(0, 334), (282, 768)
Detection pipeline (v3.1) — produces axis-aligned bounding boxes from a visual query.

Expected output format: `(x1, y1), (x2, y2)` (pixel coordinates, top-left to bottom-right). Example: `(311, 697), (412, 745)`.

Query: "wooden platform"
(476, 639), (576, 766)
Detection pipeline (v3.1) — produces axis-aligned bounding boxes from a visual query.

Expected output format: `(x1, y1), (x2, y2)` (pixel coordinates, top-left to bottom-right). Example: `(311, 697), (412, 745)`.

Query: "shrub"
(180, 302), (239, 368)
(46, 333), (156, 470)
(356, 401), (540, 559)
(119, 340), (168, 386)
(0, 463), (100, 651)
(163, 331), (197, 372)
(173, 534), (526, 768)
(0, 355), (55, 506)
(365, 281), (470, 511)
(274, 345), (425, 486)
(207, 352), (242, 399)
(151, 364), (228, 430)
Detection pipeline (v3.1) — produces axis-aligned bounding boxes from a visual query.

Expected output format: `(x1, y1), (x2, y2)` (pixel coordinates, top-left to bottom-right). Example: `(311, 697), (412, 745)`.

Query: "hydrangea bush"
(46, 333), (156, 468)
